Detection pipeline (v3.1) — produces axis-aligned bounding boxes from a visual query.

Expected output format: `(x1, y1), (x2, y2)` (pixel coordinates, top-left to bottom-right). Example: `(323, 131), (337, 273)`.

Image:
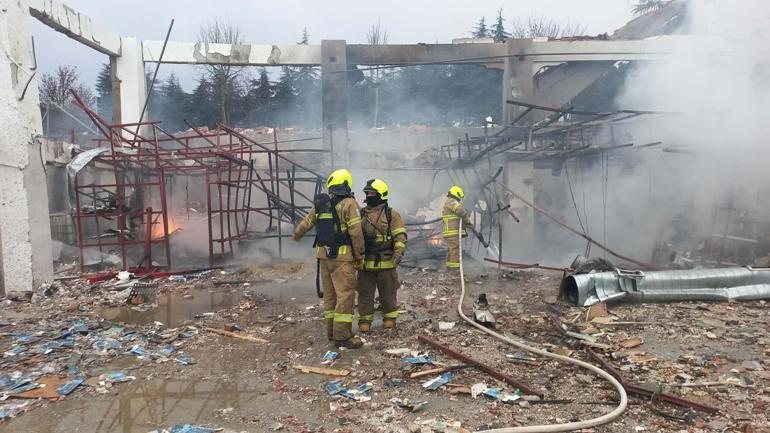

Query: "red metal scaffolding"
(70, 93), (326, 271)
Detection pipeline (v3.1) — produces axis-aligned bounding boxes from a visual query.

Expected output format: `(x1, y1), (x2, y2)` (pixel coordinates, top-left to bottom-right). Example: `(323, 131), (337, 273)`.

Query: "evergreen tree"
(186, 77), (217, 127)
(244, 68), (274, 126)
(273, 67), (296, 126)
(157, 73), (189, 132)
(95, 63), (112, 120)
(293, 28), (321, 128)
(492, 9), (511, 43)
(471, 17), (490, 38)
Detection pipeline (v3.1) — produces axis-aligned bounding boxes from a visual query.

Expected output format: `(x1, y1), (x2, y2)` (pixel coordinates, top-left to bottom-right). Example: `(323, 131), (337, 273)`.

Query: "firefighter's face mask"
(365, 191), (384, 207)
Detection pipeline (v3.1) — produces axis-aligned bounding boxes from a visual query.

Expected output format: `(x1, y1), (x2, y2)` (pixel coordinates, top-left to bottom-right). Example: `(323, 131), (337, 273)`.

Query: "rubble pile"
(0, 264), (768, 432)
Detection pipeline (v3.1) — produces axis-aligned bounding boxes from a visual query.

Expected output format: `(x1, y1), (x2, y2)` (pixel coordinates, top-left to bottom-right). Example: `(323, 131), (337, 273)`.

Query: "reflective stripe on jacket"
(441, 197), (472, 237)
(361, 203), (407, 271)
(293, 196), (365, 261)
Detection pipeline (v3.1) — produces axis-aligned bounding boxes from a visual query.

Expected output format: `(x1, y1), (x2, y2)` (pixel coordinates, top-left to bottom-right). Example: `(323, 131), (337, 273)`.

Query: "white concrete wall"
(0, 0), (54, 293)
(111, 37), (145, 126)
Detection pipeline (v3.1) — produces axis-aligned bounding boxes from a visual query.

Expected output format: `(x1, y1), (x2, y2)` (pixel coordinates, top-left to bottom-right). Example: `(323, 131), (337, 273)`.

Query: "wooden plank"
(293, 365), (350, 377)
(204, 327), (268, 343)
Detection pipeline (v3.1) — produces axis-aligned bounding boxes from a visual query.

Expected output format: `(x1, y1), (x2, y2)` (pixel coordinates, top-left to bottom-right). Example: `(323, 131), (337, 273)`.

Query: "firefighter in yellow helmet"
(292, 169), (366, 349)
(356, 179), (407, 332)
(442, 185), (473, 270)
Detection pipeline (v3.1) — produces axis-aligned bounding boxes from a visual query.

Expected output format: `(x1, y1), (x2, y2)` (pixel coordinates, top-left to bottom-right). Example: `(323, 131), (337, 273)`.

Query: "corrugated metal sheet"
(565, 267), (770, 306)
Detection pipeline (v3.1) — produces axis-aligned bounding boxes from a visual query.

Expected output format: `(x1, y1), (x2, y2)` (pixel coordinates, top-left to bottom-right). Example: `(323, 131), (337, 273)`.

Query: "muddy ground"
(1, 261), (768, 433)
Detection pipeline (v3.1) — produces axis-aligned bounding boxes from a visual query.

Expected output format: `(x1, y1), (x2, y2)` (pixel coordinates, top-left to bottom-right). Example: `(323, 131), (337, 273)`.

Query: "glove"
(354, 258), (364, 270)
(393, 254), (403, 266)
(291, 233), (301, 242)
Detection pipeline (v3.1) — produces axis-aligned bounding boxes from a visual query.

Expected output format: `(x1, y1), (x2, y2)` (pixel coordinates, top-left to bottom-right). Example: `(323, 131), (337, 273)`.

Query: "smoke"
(527, 0), (770, 266)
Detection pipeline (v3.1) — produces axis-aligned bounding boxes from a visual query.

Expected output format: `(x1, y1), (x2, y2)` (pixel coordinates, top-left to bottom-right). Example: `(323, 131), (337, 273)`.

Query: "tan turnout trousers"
(294, 195), (365, 342)
(357, 268), (399, 324)
(321, 260), (357, 341)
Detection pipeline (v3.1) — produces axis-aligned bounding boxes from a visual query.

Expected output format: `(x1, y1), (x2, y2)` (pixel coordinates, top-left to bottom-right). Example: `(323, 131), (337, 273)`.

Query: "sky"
(30, 0), (636, 91)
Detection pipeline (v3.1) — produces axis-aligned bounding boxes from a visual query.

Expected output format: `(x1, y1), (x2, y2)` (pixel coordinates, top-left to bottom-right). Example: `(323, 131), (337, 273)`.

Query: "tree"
(632, 0), (672, 16)
(366, 20), (389, 128)
(244, 68), (274, 126)
(197, 19), (244, 125)
(509, 15), (586, 39)
(186, 77), (217, 127)
(156, 73), (189, 132)
(38, 65), (95, 136)
(293, 27), (321, 127)
(273, 66), (296, 126)
(39, 65), (95, 108)
(492, 8), (511, 43)
(95, 63), (112, 120)
(471, 17), (490, 39)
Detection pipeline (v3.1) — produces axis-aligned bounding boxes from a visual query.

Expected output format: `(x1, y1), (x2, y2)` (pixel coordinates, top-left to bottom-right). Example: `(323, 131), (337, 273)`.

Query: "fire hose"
(456, 220), (627, 432)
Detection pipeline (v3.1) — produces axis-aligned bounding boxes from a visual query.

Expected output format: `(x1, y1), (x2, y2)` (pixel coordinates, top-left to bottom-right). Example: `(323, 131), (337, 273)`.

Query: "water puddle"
(3, 378), (270, 433)
(99, 288), (245, 327)
(98, 275), (319, 327)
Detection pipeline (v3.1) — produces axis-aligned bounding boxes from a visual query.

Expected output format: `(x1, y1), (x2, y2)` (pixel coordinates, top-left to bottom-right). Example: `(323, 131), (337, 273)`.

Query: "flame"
(428, 233), (443, 247)
(152, 215), (182, 240)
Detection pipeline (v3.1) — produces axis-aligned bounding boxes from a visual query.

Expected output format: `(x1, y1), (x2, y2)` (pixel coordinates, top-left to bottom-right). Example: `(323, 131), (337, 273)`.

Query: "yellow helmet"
(327, 169), (353, 195)
(448, 185), (465, 200)
(363, 179), (389, 200)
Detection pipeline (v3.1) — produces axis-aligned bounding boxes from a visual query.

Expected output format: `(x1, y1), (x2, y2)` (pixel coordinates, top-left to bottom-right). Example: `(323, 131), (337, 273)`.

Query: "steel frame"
(70, 93), (326, 271)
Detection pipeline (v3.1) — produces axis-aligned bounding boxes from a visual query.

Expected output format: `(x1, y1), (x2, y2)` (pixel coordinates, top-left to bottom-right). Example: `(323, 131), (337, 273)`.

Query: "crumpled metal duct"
(564, 267), (770, 306)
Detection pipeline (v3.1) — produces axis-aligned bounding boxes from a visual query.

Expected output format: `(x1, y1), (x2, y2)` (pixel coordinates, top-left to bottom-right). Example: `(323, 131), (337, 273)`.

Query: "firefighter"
(292, 169), (366, 349)
(356, 179), (407, 332)
(442, 185), (473, 270)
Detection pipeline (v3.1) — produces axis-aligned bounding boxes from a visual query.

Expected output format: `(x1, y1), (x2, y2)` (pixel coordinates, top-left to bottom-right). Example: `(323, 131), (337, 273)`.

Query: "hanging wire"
(602, 151), (609, 259)
(565, 161), (586, 233)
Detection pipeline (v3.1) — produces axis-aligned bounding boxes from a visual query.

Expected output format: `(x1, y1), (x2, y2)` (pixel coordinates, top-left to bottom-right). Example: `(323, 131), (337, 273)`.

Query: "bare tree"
(39, 65), (95, 108)
(509, 15), (587, 39)
(366, 20), (389, 129)
(197, 19), (244, 125)
(632, 0), (672, 16)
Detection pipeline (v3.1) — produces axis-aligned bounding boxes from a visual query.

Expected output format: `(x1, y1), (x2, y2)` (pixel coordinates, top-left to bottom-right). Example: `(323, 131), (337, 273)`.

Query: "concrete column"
(321, 40), (349, 166)
(501, 39), (534, 125)
(502, 160), (535, 263)
(111, 37), (146, 126)
(0, 0), (54, 293)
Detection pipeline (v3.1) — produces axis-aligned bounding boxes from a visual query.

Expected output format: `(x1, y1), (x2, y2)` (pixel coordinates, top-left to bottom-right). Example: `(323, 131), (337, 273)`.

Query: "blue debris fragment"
(324, 382), (345, 396)
(159, 344), (177, 356)
(101, 371), (134, 383)
(482, 388), (521, 402)
(93, 338), (122, 353)
(321, 351), (340, 365)
(3, 345), (27, 358)
(0, 402), (29, 419)
(57, 377), (85, 396)
(125, 344), (148, 357)
(72, 320), (89, 334)
(422, 372), (452, 390)
(169, 425), (214, 433)
(340, 383), (373, 401)
(175, 355), (197, 365)
(401, 355), (433, 364)
(385, 379), (406, 388)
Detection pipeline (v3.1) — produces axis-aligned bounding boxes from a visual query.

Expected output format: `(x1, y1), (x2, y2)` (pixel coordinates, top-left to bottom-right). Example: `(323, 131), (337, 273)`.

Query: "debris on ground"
(1, 264), (769, 432)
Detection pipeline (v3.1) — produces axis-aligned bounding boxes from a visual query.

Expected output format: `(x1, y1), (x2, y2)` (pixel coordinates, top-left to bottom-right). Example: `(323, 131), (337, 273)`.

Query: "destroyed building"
(0, 0), (769, 432)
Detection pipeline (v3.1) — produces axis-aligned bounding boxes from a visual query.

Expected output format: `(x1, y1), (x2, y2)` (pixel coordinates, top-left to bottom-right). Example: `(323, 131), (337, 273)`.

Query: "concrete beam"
(142, 41), (509, 67)
(527, 36), (766, 63)
(346, 43), (506, 65)
(28, 0), (121, 56)
(0, 0), (54, 293)
(143, 41), (321, 65)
